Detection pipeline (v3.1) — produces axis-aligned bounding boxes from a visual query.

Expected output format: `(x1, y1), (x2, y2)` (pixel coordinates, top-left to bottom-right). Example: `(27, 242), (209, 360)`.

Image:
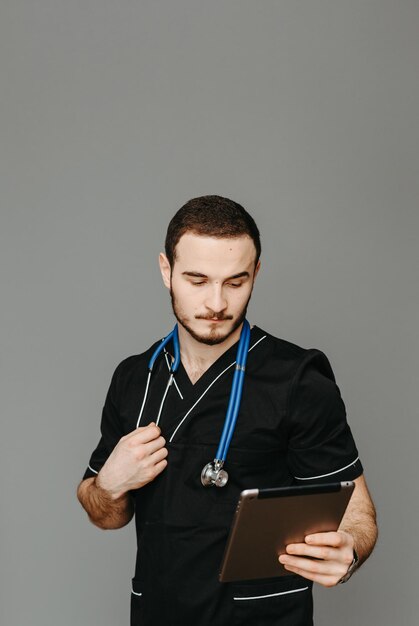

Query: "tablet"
(219, 481), (354, 582)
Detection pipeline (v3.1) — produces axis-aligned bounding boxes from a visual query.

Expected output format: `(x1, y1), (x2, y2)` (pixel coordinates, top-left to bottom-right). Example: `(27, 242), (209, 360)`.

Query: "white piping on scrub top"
(155, 374), (174, 426)
(164, 350), (183, 399)
(233, 587), (308, 600)
(233, 586), (308, 601)
(169, 335), (267, 443)
(136, 370), (152, 428)
(294, 457), (360, 481)
(88, 464), (99, 475)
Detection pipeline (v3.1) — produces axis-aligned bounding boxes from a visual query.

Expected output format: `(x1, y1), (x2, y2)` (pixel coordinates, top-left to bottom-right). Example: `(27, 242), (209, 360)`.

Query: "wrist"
(96, 472), (125, 501)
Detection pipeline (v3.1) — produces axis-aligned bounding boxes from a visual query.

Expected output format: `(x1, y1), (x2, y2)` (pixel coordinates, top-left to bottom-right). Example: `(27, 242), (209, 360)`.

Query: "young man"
(78, 195), (377, 625)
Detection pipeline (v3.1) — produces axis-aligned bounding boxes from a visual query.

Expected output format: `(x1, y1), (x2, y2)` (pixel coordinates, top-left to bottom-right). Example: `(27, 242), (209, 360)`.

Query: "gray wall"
(1, 1), (418, 624)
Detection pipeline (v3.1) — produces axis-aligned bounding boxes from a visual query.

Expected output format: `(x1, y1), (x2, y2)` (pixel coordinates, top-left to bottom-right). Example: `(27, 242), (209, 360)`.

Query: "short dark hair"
(165, 195), (261, 268)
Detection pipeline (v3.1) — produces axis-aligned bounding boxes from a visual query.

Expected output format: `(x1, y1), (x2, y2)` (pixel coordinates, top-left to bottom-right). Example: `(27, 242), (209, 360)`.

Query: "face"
(159, 233), (260, 346)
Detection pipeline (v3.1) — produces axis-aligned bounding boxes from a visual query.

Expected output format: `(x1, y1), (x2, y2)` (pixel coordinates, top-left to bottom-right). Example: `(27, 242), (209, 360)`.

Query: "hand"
(278, 530), (355, 587)
(97, 423), (168, 499)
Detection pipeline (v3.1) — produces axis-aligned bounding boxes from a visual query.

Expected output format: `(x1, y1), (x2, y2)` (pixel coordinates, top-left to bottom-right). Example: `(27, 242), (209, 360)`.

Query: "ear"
(253, 260), (261, 279)
(159, 253), (171, 289)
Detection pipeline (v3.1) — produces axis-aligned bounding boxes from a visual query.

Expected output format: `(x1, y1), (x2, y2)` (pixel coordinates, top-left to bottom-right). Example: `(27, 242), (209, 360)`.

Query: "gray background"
(1, 1), (418, 624)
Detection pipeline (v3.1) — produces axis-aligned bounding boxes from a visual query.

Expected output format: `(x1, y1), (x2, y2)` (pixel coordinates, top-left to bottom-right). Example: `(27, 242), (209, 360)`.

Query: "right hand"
(97, 423), (168, 499)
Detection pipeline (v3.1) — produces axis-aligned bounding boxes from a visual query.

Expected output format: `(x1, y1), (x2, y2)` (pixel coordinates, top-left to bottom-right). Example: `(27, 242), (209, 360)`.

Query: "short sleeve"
(286, 349), (363, 483)
(82, 365), (125, 480)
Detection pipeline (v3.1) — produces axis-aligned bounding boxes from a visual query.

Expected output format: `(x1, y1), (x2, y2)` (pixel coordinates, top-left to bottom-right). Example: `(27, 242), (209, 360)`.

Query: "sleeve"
(82, 364), (125, 480)
(286, 349), (363, 483)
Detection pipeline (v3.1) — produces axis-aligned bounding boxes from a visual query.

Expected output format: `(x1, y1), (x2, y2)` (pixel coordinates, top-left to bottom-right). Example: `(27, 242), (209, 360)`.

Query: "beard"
(169, 287), (251, 346)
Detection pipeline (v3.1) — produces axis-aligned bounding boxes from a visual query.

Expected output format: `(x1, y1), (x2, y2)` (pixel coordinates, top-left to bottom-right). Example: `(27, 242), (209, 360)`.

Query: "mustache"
(195, 313), (234, 321)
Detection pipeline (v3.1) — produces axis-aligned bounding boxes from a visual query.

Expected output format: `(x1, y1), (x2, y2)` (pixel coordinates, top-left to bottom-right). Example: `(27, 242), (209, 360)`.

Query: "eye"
(227, 282), (242, 288)
(191, 281), (205, 286)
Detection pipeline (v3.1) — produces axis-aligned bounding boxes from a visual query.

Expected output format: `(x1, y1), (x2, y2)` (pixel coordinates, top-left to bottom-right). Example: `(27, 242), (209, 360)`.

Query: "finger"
(279, 554), (344, 578)
(126, 424), (162, 444)
(142, 436), (166, 456)
(149, 446), (169, 465)
(285, 542), (306, 554)
(286, 543), (340, 562)
(304, 532), (348, 548)
(278, 560), (339, 588)
(123, 422), (158, 437)
(153, 458), (168, 476)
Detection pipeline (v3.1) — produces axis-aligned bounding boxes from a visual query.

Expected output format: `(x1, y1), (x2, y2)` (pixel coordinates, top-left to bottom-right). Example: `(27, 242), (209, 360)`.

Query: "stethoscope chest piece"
(201, 460), (229, 488)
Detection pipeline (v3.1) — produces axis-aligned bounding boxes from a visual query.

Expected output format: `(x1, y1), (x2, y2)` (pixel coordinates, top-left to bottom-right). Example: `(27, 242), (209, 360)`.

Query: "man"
(78, 195), (377, 625)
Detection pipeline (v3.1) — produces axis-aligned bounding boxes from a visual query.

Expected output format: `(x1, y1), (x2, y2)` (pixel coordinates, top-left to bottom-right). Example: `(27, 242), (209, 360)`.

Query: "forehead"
(174, 233), (256, 271)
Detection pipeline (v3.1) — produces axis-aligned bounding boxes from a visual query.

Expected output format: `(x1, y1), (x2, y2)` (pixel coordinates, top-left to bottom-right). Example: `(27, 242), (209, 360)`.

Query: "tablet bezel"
(219, 481), (355, 582)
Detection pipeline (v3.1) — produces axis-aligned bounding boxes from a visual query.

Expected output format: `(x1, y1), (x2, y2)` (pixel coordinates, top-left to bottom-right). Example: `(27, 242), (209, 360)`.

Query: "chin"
(197, 332), (230, 346)
(185, 319), (240, 346)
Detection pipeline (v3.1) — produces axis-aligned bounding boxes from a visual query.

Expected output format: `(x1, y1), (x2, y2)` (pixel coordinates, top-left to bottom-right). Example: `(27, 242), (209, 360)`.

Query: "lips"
(196, 316), (232, 322)
(203, 318), (229, 323)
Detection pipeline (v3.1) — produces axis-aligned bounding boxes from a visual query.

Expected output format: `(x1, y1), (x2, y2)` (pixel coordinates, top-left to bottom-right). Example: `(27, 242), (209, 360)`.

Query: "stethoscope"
(136, 320), (251, 488)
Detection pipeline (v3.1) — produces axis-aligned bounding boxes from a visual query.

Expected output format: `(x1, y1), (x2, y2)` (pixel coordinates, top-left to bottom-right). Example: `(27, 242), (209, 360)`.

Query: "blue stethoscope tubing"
(215, 320), (250, 462)
(136, 319), (251, 487)
(148, 324), (181, 374)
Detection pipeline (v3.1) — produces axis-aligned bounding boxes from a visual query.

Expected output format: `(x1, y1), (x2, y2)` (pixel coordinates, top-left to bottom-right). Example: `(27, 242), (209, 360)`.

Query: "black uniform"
(83, 326), (363, 626)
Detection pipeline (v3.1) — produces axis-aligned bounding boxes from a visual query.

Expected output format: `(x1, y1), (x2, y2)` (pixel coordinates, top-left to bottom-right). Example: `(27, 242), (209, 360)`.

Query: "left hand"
(278, 530), (355, 587)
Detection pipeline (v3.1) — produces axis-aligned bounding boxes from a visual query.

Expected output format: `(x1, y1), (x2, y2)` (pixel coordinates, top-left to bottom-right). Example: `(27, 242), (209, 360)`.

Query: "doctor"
(77, 195), (377, 625)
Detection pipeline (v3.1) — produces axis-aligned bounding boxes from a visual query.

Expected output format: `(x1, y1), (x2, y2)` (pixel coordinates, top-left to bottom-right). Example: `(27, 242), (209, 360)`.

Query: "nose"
(204, 284), (227, 314)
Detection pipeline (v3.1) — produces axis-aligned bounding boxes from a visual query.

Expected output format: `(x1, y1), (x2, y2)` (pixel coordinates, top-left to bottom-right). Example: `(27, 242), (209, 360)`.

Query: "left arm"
(279, 475), (378, 587)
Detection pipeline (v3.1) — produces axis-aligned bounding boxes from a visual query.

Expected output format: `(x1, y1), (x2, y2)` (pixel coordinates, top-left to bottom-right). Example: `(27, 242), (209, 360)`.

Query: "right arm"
(77, 476), (135, 530)
(77, 423), (168, 530)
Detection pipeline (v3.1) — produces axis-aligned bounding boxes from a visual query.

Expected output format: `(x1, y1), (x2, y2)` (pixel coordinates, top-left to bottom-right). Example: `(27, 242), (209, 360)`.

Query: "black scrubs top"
(83, 326), (363, 626)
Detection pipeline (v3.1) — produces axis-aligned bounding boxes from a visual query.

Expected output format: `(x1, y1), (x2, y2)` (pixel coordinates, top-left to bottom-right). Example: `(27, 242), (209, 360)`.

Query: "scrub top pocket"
(232, 577), (313, 626)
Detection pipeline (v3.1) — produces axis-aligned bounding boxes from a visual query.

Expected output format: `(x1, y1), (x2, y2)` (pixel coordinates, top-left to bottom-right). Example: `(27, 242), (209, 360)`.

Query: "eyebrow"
(182, 271), (250, 280)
